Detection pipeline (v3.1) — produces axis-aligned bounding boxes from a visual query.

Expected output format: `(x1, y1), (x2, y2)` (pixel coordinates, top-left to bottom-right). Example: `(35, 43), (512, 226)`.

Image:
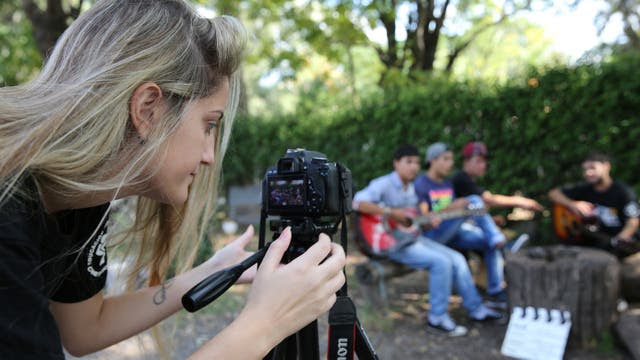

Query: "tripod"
(261, 223), (378, 360)
(262, 216), (379, 360)
(264, 316), (378, 360)
(182, 216), (379, 360)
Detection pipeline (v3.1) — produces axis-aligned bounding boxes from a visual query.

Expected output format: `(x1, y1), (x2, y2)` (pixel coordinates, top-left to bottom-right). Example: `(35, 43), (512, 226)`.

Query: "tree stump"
(505, 245), (620, 348)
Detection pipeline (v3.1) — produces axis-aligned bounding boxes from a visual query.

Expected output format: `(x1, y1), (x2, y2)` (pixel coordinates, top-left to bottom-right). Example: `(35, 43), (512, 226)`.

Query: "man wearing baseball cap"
(415, 142), (508, 309)
(452, 141), (543, 212)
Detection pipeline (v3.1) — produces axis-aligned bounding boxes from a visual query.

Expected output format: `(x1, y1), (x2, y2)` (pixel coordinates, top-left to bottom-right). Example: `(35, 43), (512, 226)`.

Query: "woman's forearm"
(51, 257), (225, 356)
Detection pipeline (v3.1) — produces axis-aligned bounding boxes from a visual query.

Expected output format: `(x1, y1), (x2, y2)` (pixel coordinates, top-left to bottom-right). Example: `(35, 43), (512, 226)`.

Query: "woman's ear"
(129, 82), (164, 139)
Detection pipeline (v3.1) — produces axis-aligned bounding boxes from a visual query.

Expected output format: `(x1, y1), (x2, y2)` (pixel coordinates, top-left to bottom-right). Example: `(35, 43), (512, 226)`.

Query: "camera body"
(262, 148), (352, 218)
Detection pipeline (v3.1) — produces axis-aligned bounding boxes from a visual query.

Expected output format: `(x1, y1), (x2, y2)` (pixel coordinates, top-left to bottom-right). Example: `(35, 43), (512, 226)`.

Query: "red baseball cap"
(462, 141), (487, 158)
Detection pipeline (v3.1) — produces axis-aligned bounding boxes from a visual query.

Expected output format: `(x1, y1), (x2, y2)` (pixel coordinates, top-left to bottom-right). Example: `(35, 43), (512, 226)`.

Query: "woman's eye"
(205, 112), (224, 135)
(205, 121), (218, 135)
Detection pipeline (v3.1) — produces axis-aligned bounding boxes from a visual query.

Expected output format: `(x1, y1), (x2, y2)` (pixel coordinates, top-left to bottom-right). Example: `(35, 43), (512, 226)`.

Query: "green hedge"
(222, 55), (640, 242)
(225, 55), (639, 193)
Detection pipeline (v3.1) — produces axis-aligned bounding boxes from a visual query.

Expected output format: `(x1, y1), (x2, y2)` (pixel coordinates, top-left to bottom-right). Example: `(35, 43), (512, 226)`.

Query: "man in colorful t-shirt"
(414, 142), (506, 308)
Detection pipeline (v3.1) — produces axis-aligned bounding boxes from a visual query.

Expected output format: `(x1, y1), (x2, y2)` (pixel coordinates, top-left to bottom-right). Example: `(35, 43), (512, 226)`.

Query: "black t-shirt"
(0, 176), (109, 359)
(561, 181), (640, 237)
(451, 170), (485, 198)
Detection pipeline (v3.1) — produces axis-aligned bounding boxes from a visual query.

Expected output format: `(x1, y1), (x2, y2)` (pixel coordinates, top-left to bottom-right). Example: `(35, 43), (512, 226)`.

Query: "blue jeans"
(424, 195), (505, 294)
(387, 231), (483, 317)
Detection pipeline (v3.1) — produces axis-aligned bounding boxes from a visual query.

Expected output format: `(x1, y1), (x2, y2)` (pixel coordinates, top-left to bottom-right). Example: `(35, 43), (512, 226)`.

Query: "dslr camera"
(260, 149), (353, 256)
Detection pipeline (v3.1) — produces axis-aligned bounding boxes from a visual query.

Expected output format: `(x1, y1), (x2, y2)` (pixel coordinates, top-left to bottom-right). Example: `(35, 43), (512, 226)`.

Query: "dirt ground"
(71, 250), (634, 360)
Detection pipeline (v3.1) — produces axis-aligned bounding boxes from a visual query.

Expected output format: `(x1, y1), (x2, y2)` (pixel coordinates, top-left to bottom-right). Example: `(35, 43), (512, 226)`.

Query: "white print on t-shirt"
(594, 205), (621, 228)
(87, 227), (108, 277)
(624, 202), (640, 218)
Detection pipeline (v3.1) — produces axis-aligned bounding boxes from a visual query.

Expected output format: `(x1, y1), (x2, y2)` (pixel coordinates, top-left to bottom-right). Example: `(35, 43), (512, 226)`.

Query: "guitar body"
(552, 203), (602, 244)
(356, 207), (485, 257)
(552, 204), (640, 258)
(552, 203), (640, 257)
(357, 213), (401, 257)
(552, 203), (584, 243)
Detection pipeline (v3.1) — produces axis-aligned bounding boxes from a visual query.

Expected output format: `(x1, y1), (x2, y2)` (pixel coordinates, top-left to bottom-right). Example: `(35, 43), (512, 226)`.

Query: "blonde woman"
(0, 0), (345, 359)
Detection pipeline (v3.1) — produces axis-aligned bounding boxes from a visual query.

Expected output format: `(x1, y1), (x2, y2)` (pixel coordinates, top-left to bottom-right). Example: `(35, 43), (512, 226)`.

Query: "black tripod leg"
(263, 320), (320, 360)
(296, 320), (320, 360)
(355, 320), (379, 360)
(264, 333), (297, 360)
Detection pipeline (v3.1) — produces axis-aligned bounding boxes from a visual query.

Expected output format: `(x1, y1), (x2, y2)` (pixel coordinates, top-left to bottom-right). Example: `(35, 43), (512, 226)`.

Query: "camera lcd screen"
(268, 177), (305, 208)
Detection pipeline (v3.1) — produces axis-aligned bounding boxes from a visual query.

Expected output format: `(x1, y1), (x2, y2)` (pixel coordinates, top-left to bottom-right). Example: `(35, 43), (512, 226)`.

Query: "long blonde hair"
(0, 0), (246, 298)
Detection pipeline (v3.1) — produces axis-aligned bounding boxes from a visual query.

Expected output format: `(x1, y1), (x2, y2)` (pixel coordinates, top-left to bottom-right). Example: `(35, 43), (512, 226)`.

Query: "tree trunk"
(22, 0), (80, 59)
(505, 245), (620, 348)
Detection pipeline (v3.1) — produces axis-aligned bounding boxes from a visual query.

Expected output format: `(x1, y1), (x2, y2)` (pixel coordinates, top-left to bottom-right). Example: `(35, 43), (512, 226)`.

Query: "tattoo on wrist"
(153, 280), (172, 305)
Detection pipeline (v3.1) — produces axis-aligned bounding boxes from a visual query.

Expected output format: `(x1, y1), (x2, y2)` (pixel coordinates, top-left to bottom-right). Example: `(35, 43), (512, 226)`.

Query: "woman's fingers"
(327, 271), (345, 293)
(242, 230), (349, 343)
(311, 241), (346, 285)
(259, 227), (291, 272)
(290, 233), (334, 268)
(319, 242), (345, 270)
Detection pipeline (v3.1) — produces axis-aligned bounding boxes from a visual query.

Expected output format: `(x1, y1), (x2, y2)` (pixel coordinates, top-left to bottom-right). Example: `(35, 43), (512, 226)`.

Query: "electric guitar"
(357, 206), (486, 257)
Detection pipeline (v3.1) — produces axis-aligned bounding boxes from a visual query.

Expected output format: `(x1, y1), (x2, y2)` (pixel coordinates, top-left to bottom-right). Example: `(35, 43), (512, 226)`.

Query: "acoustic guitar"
(552, 202), (639, 257)
(357, 206), (485, 257)
(551, 203), (599, 244)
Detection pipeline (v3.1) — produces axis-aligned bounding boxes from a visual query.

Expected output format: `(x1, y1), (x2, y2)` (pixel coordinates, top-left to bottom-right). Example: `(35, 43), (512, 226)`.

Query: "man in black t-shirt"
(548, 152), (640, 258)
(452, 141), (544, 213)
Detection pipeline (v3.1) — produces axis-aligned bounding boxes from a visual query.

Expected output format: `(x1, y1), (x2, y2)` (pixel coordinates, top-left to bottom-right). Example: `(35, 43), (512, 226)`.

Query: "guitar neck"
(413, 208), (484, 226)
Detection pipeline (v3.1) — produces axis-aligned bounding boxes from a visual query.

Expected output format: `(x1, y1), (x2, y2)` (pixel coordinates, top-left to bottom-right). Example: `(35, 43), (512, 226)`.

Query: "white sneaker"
(469, 304), (503, 321)
(617, 298), (629, 313)
(427, 314), (468, 337)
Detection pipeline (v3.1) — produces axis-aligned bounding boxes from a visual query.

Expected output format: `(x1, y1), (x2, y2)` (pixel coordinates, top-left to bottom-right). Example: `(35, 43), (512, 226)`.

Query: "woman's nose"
(202, 140), (215, 164)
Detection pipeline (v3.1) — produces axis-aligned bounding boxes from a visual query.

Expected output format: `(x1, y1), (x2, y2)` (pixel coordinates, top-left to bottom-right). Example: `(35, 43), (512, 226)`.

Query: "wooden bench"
(353, 258), (416, 301)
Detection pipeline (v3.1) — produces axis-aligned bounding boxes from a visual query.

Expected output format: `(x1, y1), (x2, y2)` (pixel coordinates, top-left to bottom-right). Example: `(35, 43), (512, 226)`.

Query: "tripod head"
(264, 217), (337, 263)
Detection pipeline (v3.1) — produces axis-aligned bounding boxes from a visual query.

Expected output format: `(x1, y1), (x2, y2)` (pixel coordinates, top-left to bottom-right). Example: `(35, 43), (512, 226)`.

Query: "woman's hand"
(240, 227), (346, 346)
(204, 225), (257, 284)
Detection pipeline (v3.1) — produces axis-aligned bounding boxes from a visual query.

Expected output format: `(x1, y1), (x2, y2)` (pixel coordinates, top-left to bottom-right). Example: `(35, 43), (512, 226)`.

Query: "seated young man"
(452, 141), (543, 211)
(414, 142), (507, 308)
(548, 152), (639, 258)
(353, 144), (501, 337)
(452, 141), (544, 252)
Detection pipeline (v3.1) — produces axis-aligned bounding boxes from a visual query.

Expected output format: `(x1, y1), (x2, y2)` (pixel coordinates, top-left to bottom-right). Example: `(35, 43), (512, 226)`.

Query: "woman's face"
(146, 78), (230, 205)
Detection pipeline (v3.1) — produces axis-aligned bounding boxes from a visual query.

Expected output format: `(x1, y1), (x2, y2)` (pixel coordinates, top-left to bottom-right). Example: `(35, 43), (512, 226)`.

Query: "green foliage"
(223, 54), (640, 212)
(0, 4), (42, 86)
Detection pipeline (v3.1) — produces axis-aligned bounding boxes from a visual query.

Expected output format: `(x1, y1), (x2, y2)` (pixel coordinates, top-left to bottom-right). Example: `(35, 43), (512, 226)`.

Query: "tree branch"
(445, 15), (508, 72)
